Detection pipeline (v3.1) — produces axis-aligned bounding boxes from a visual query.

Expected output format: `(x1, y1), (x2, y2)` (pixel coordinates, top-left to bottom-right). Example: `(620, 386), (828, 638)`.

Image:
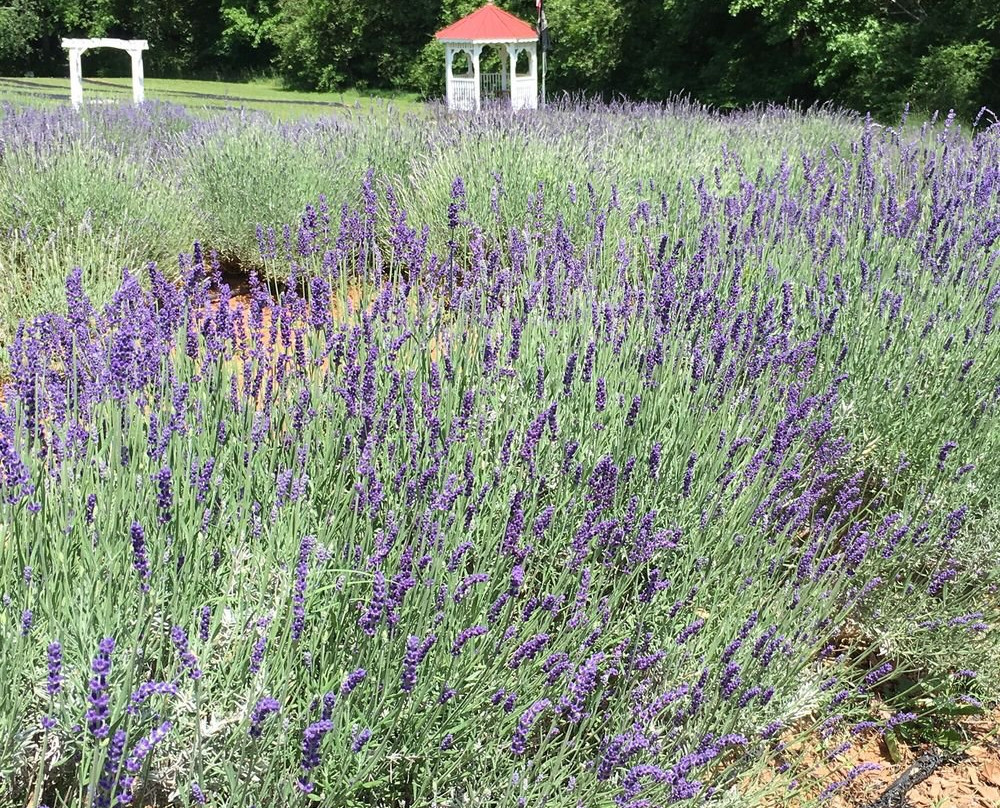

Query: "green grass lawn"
(0, 75), (423, 118)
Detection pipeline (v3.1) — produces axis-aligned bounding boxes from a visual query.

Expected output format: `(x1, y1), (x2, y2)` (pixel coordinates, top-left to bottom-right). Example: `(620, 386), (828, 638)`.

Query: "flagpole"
(537, 0), (547, 109)
(542, 49), (547, 108)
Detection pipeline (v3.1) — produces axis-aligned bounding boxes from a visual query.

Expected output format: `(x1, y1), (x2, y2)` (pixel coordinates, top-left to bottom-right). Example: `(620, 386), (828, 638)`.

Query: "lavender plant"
(0, 98), (997, 807)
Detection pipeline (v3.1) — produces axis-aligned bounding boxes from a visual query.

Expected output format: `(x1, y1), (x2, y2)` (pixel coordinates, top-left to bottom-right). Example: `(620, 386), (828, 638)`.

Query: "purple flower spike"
(170, 626), (202, 680)
(94, 729), (127, 808)
(341, 668), (367, 695)
(682, 452), (697, 498)
(937, 441), (958, 471)
(351, 727), (373, 753)
(292, 535), (315, 642)
(512, 699), (551, 755)
(120, 720), (172, 803)
(509, 633), (550, 670)
(595, 378), (607, 412)
(625, 395), (642, 427)
(153, 466), (173, 525)
(130, 522), (150, 592)
(86, 637), (115, 740)
(886, 711), (917, 729)
(358, 571), (387, 636)
(675, 618), (706, 645)
(401, 634), (437, 693)
(198, 606), (211, 642)
(46, 641), (62, 695)
(300, 718), (335, 780)
(249, 635), (267, 674)
(649, 442), (662, 478)
(249, 696), (280, 738)
(560, 653), (603, 722)
(452, 625), (488, 657)
(126, 681), (178, 715)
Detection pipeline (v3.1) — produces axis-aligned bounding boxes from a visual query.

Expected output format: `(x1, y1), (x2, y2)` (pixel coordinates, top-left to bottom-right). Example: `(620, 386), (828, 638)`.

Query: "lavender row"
(0, 103), (998, 807)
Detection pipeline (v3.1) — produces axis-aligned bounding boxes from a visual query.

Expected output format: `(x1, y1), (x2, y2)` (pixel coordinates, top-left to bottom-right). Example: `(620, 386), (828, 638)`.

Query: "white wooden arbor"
(61, 38), (149, 109)
(435, 2), (538, 112)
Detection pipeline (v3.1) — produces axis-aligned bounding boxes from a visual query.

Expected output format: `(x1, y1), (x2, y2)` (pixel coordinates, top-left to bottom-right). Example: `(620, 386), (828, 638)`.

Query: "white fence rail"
(511, 78), (537, 111)
(481, 72), (502, 98)
(449, 77), (476, 111)
(448, 74), (537, 111)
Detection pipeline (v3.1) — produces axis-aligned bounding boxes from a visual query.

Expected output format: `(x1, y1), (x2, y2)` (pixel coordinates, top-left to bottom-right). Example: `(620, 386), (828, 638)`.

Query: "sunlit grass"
(0, 75), (422, 118)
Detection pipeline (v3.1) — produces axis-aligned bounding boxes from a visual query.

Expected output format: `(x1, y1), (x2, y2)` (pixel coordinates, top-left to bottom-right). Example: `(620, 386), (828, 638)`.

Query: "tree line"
(1, 0), (997, 119)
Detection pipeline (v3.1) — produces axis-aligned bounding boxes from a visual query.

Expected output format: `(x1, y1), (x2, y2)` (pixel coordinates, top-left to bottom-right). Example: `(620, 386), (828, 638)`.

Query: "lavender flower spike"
(46, 641), (62, 695)
(130, 522), (150, 592)
(249, 696), (280, 738)
(351, 727), (373, 752)
(512, 698), (551, 755)
(86, 637), (115, 740)
(299, 718), (335, 792)
(401, 634), (437, 692)
(341, 668), (368, 695)
(170, 626), (202, 680)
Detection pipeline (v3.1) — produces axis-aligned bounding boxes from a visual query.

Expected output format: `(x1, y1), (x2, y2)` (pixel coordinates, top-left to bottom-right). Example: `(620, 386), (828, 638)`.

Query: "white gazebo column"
(507, 44), (519, 107)
(444, 46), (454, 109)
(68, 47), (84, 109)
(471, 45), (482, 112)
(500, 47), (509, 95)
(129, 47), (145, 103)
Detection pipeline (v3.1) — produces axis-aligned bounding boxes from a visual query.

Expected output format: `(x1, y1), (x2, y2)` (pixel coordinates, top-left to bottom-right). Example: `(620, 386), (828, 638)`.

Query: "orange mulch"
(748, 711), (1000, 808)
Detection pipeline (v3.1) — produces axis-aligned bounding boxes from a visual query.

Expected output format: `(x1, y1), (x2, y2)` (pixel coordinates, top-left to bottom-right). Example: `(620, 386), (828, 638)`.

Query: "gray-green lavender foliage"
(0, 98), (997, 807)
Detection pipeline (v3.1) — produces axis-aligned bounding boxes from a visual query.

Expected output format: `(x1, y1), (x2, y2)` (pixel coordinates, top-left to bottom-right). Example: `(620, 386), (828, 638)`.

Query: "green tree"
(609, 0), (814, 107)
(218, 0), (278, 75)
(272, 0), (364, 90)
(106, 0), (225, 77)
(0, 1), (42, 73)
(910, 41), (996, 118)
(729, 0), (999, 117)
(273, 0), (438, 91)
(1, 0), (996, 120)
(538, 0), (626, 95)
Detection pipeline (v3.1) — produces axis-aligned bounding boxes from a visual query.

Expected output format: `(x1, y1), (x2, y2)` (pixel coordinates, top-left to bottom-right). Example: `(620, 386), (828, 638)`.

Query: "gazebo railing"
(448, 71), (538, 111)
(450, 77), (477, 111)
(481, 72), (503, 98)
(511, 77), (536, 111)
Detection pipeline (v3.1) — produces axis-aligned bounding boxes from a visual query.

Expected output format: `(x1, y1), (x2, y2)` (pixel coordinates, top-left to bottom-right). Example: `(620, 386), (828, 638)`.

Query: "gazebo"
(435, 2), (538, 112)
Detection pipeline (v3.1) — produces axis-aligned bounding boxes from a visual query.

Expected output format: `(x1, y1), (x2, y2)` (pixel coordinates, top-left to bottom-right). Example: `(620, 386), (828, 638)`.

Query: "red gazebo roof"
(435, 2), (538, 43)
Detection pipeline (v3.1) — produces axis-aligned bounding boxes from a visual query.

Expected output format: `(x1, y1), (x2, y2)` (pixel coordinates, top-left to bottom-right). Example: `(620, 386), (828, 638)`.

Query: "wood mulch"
(750, 711), (1000, 808)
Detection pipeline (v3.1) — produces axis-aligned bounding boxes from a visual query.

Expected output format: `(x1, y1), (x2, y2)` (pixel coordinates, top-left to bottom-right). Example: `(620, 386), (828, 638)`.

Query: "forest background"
(0, 0), (997, 120)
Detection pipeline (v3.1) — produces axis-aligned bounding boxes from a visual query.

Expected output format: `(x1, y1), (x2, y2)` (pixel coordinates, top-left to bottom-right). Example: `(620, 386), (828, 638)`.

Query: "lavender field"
(1, 99), (999, 807)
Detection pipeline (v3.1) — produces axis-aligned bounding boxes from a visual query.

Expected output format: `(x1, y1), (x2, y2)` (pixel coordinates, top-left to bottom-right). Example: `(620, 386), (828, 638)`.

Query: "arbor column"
(129, 48), (145, 104)
(69, 48), (84, 109)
